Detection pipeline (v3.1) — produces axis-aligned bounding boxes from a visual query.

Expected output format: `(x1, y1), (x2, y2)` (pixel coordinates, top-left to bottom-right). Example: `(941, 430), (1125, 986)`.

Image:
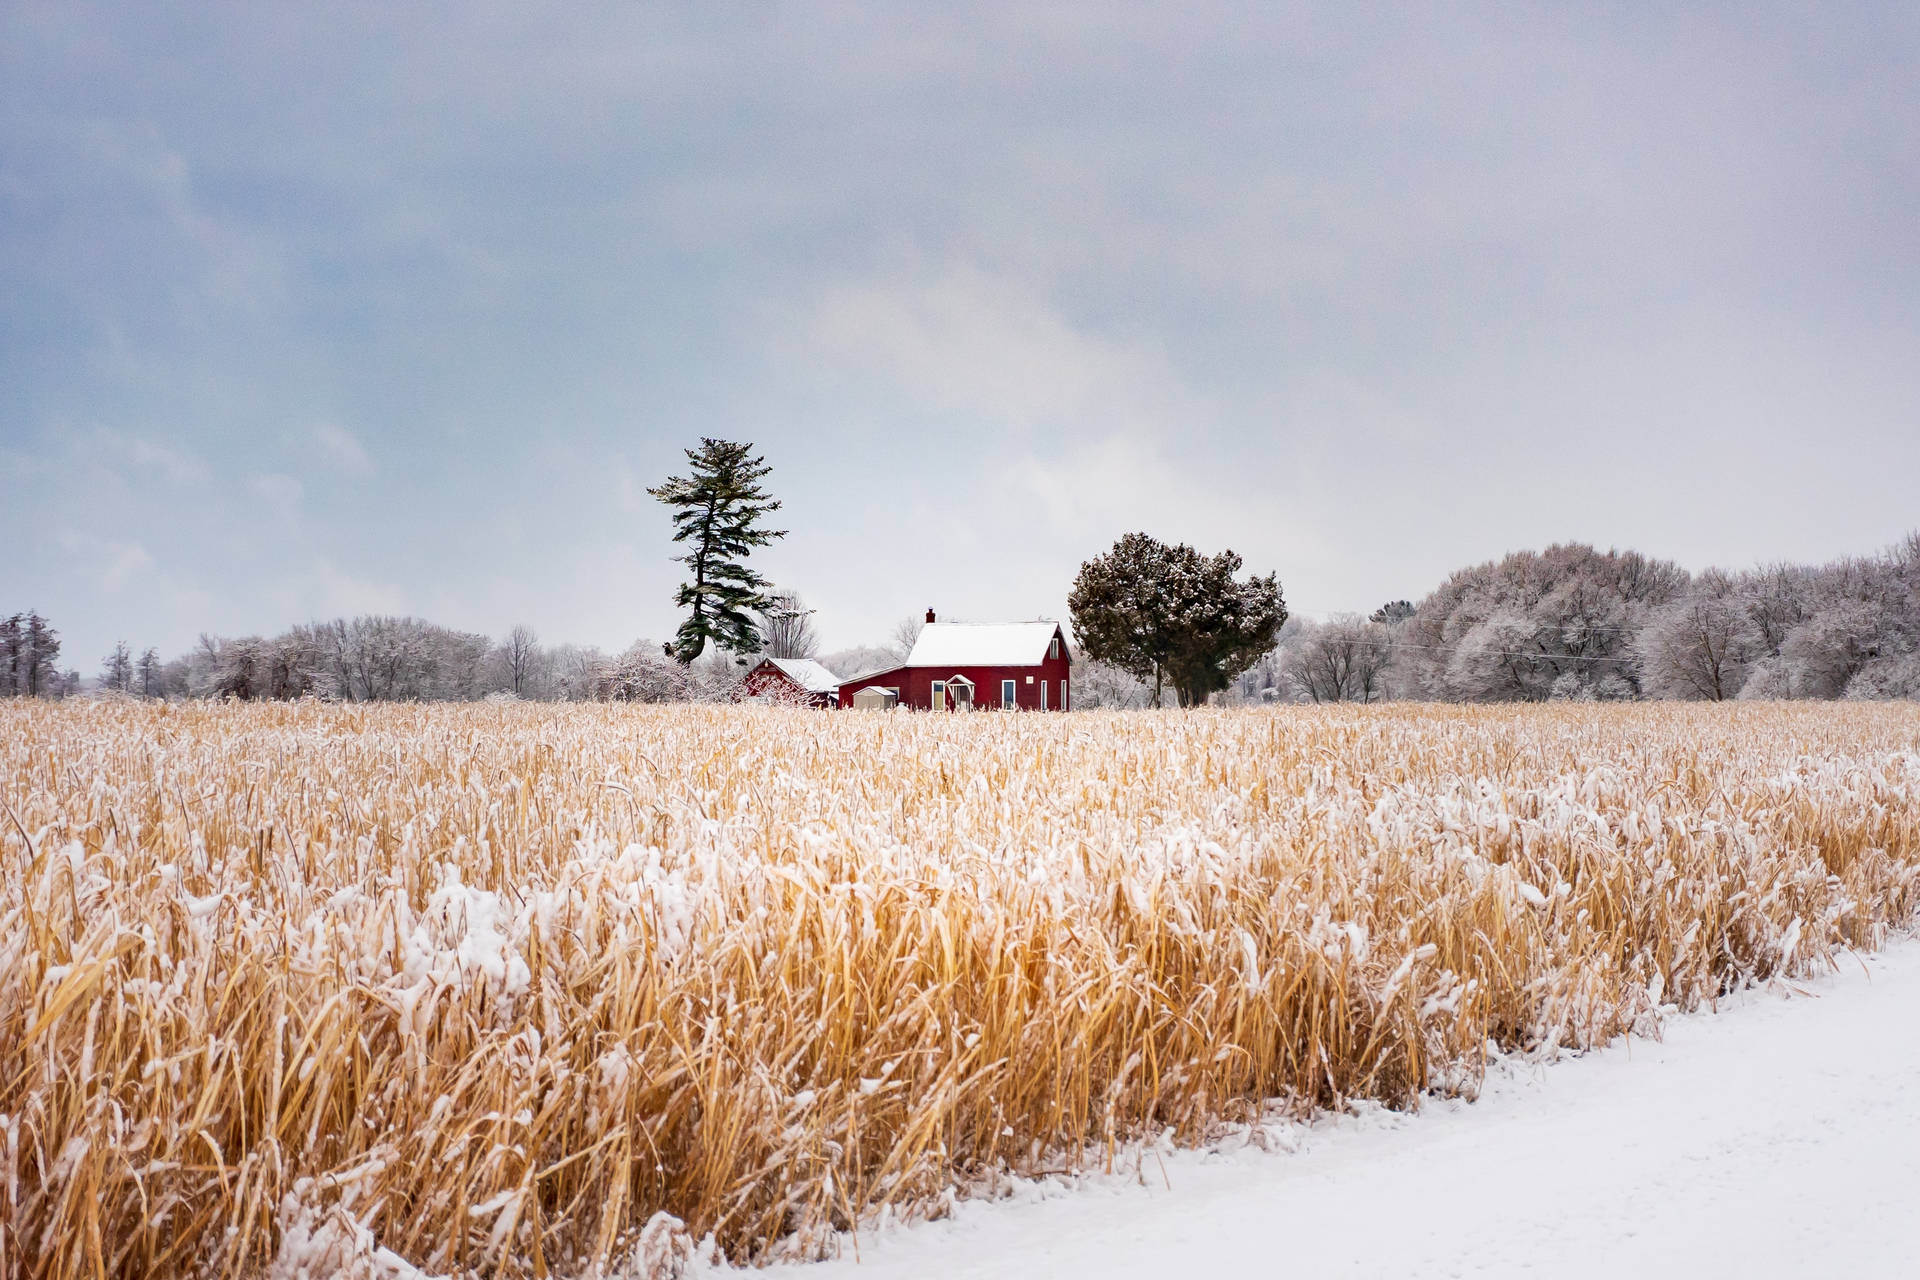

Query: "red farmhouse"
(737, 656), (841, 708)
(838, 612), (1071, 711)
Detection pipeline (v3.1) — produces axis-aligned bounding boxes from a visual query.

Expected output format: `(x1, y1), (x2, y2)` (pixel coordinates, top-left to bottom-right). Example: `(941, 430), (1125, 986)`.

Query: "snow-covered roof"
(761, 657), (841, 693)
(905, 622), (1064, 668)
(842, 663), (908, 684)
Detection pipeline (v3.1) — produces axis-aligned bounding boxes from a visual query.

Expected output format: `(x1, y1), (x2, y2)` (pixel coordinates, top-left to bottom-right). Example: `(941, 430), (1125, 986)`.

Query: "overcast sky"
(5, 2), (1917, 668)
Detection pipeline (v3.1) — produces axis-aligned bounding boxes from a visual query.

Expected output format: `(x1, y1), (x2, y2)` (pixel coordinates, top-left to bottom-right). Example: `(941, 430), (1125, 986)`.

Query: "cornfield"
(4, 700), (1919, 1278)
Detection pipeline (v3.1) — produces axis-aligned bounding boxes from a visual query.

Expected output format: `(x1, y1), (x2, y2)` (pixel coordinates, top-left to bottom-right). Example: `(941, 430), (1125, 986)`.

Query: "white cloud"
(82, 121), (290, 316)
(610, 456), (651, 514)
(54, 531), (158, 592)
(101, 542), (156, 592)
(311, 557), (408, 617)
(311, 422), (373, 473)
(807, 265), (1203, 435)
(87, 429), (208, 486)
(248, 472), (304, 510)
(799, 265), (1300, 546)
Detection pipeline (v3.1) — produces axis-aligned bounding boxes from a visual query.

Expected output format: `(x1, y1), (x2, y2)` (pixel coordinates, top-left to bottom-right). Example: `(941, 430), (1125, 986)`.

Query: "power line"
(1381, 642), (1633, 663)
(1258, 640), (1638, 664)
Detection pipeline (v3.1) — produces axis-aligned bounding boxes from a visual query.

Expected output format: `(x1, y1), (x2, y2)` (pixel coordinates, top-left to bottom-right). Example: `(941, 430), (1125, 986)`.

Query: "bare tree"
(819, 645), (899, 679)
(755, 589), (820, 659)
(137, 647), (163, 697)
(100, 641), (134, 693)
(1283, 616), (1394, 703)
(1070, 658), (1153, 708)
(888, 614), (927, 661)
(502, 625), (541, 696)
(1636, 585), (1762, 700)
(548, 644), (605, 702)
(210, 637), (263, 700)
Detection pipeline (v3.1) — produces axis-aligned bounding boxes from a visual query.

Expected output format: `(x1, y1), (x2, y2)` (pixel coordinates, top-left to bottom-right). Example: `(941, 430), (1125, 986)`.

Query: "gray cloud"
(3, 1), (1917, 669)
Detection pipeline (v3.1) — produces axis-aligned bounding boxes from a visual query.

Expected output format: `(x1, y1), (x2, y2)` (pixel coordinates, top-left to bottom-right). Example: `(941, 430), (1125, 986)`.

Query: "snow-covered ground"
(787, 937), (1920, 1279)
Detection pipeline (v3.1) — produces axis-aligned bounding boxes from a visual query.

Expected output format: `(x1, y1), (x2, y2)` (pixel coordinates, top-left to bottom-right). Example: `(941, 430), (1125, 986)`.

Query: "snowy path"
(790, 940), (1920, 1279)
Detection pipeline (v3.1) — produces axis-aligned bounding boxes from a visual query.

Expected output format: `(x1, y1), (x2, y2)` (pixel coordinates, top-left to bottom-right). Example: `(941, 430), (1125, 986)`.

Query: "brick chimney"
(925, 607), (937, 624)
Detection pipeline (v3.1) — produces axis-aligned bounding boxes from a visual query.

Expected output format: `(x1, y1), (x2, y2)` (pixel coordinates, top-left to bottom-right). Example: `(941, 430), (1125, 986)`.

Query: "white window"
(1001, 679), (1017, 709)
(1049, 636), (1060, 659)
(930, 679), (945, 711)
(1060, 679), (1069, 710)
(1040, 680), (1048, 711)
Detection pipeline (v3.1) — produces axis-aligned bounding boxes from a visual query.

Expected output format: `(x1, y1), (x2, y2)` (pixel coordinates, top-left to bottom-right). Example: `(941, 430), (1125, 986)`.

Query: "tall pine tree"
(649, 439), (787, 662)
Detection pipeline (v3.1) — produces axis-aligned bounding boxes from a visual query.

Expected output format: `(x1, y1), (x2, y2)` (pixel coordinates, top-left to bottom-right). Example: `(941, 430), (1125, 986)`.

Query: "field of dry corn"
(4, 699), (1920, 1278)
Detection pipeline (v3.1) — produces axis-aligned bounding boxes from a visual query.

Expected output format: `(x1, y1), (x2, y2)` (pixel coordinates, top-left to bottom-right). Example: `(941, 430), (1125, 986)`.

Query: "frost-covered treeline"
(136, 617), (748, 704)
(589, 641), (745, 703)
(1253, 534), (1920, 704)
(185, 618), (494, 702)
(44, 532), (1920, 705)
(1397, 543), (1690, 702)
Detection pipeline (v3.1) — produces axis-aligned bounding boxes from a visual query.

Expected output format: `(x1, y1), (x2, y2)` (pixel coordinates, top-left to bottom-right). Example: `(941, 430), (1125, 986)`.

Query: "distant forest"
(7, 533), (1917, 707)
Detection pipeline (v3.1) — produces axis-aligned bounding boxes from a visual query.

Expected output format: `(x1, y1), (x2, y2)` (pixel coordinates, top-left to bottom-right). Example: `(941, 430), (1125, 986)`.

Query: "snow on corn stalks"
(2, 699), (1918, 1277)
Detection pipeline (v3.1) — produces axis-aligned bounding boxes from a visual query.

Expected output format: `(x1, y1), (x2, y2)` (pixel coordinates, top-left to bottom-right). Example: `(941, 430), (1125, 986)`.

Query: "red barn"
(737, 656), (841, 708)
(838, 614), (1072, 711)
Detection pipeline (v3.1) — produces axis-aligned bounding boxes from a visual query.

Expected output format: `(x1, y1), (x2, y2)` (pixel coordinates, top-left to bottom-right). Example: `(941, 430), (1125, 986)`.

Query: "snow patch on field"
(763, 934), (1920, 1279)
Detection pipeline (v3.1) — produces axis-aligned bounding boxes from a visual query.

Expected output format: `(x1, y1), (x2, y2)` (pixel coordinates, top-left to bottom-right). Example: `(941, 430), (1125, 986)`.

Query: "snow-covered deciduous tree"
(548, 644), (606, 702)
(1732, 535), (1919, 699)
(190, 633), (324, 701)
(1780, 599), (1889, 699)
(136, 647), (163, 698)
(1842, 653), (1920, 700)
(99, 641), (134, 694)
(819, 645), (898, 680)
(302, 617), (491, 702)
(173, 617), (491, 702)
(1635, 582), (1763, 700)
(888, 615), (926, 661)
(1441, 609), (1557, 702)
(1282, 615), (1394, 703)
(1737, 565), (1815, 660)
(593, 641), (738, 703)
(756, 589), (820, 659)
(1070, 658), (1155, 708)
(501, 625), (542, 696)
(1404, 545), (1686, 701)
